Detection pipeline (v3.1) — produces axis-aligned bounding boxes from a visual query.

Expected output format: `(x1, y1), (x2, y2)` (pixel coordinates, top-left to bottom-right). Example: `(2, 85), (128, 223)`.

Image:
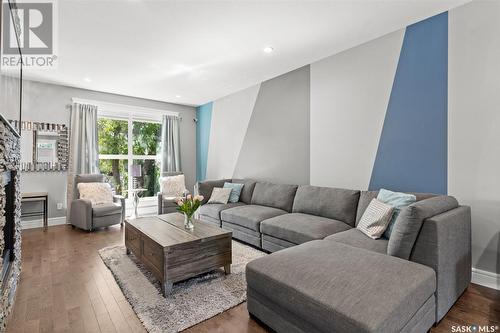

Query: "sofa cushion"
(199, 215), (221, 228)
(388, 196), (459, 259)
(246, 240), (436, 333)
(199, 202), (246, 220)
(260, 213), (351, 245)
(292, 185), (360, 226)
(222, 221), (262, 247)
(261, 234), (296, 252)
(92, 203), (122, 217)
(356, 190), (438, 225)
(251, 182), (298, 212)
(196, 179), (231, 204)
(324, 229), (388, 254)
(231, 179), (257, 204)
(221, 205), (287, 231)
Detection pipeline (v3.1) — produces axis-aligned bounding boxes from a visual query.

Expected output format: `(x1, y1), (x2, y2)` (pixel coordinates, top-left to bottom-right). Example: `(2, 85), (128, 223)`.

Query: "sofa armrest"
(410, 205), (471, 322)
(70, 199), (93, 230)
(113, 195), (125, 223)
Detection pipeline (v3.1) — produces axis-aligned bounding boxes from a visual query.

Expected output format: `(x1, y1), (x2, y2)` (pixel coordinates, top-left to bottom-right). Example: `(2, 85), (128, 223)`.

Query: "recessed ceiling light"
(175, 95), (181, 98)
(263, 46), (274, 54)
(83, 77), (92, 82)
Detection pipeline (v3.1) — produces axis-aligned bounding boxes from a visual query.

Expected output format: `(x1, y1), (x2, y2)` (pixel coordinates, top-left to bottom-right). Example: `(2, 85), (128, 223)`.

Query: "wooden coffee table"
(124, 213), (232, 296)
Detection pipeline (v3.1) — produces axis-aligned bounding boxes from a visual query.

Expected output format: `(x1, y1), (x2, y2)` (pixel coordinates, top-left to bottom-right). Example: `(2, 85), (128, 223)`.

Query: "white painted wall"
(206, 84), (259, 179)
(449, 0), (500, 275)
(17, 79), (196, 219)
(310, 29), (404, 190)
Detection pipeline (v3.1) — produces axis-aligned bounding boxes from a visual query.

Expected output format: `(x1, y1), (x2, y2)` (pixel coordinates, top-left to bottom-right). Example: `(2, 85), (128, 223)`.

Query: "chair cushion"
(324, 229), (389, 254)
(246, 240), (436, 333)
(292, 185), (360, 226)
(199, 202), (246, 220)
(92, 203), (122, 217)
(74, 174), (105, 200)
(221, 205), (287, 231)
(260, 213), (351, 245)
(231, 179), (257, 204)
(388, 196), (459, 259)
(160, 174), (186, 197)
(251, 182), (298, 212)
(77, 182), (113, 206)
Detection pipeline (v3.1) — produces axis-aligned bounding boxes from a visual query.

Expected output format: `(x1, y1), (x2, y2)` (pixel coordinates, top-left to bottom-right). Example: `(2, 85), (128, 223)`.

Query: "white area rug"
(99, 241), (265, 333)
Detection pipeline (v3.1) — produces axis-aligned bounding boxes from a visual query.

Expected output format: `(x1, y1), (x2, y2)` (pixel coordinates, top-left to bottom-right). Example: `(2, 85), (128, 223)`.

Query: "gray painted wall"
(449, 0), (500, 275)
(310, 29), (404, 190)
(206, 84), (260, 180)
(18, 79), (196, 219)
(233, 66), (310, 185)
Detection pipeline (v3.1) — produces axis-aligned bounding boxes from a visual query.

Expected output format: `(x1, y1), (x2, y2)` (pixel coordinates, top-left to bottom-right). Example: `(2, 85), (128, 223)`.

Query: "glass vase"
(184, 213), (194, 230)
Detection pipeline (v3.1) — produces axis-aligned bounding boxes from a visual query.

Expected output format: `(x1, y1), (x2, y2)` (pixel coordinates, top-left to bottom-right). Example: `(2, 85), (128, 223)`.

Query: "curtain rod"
(70, 98), (180, 118)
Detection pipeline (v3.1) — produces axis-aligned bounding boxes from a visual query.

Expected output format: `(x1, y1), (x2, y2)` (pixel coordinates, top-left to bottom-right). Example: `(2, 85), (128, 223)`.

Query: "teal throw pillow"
(223, 182), (244, 203)
(377, 188), (416, 239)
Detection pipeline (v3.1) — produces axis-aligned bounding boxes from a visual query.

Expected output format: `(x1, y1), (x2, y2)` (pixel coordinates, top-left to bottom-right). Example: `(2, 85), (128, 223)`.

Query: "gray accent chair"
(69, 174), (125, 231)
(195, 178), (472, 332)
(157, 172), (186, 214)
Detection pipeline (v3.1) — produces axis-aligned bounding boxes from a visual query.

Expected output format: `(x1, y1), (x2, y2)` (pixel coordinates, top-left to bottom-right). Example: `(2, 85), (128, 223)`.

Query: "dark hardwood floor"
(6, 225), (500, 333)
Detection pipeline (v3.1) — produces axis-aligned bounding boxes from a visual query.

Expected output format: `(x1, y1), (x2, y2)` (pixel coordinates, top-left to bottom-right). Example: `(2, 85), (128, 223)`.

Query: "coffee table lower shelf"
(124, 214), (232, 296)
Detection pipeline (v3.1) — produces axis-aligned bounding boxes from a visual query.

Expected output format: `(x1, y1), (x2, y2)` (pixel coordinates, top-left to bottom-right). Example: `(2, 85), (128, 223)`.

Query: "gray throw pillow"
(387, 196), (459, 259)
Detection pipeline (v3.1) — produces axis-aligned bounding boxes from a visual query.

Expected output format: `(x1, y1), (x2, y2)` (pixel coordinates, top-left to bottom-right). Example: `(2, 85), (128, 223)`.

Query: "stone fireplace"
(0, 118), (21, 330)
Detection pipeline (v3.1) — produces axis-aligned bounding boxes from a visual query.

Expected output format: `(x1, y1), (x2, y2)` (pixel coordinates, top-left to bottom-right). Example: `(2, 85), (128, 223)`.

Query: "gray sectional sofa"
(196, 179), (471, 333)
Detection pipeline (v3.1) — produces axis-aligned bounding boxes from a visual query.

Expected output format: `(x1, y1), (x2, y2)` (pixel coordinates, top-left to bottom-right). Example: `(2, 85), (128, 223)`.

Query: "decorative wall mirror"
(14, 121), (69, 172)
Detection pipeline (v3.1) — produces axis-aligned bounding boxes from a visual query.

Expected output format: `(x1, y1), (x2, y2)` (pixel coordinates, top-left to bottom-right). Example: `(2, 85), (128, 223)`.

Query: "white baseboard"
(472, 267), (500, 290)
(21, 216), (67, 230)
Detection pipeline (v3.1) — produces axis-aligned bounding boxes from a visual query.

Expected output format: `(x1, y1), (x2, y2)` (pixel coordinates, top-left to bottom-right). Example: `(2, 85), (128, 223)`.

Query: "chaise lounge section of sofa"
(195, 178), (471, 333)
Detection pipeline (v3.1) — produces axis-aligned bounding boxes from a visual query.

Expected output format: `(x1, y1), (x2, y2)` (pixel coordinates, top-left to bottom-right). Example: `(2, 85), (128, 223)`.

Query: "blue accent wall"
(196, 102), (213, 181)
(369, 12), (448, 194)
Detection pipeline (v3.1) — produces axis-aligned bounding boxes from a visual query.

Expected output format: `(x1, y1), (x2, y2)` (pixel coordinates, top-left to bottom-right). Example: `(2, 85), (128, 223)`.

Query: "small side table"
(128, 188), (146, 219)
(21, 192), (48, 231)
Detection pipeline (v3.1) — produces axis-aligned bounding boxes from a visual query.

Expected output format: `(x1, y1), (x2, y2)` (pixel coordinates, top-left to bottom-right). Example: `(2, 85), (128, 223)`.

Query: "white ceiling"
(22, 0), (471, 106)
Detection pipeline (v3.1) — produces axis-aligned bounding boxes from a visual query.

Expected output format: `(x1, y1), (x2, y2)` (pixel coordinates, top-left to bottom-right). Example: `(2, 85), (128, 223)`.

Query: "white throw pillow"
(77, 182), (113, 206)
(207, 187), (232, 204)
(160, 174), (186, 198)
(357, 198), (394, 239)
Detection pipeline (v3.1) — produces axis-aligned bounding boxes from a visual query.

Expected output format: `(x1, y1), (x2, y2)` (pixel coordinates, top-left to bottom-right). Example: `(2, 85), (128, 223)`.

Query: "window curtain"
(160, 115), (181, 174)
(66, 102), (100, 218)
